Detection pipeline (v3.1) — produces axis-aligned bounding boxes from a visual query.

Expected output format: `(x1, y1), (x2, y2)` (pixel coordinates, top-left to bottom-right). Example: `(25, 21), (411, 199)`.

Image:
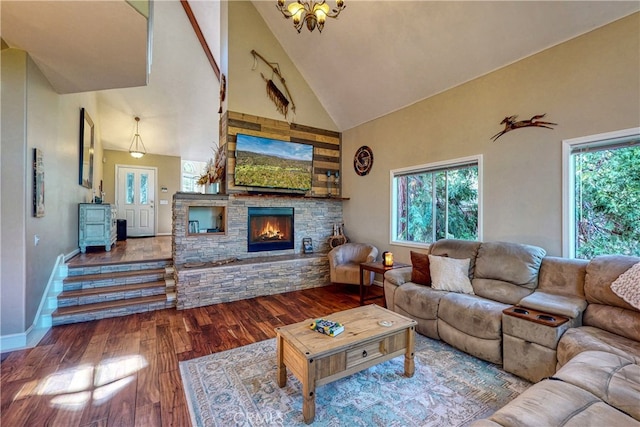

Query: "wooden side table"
(359, 261), (411, 306)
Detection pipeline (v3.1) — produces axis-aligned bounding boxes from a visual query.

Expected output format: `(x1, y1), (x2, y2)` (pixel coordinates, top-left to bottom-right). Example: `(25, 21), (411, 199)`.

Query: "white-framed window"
(562, 128), (640, 259)
(390, 155), (482, 248)
(181, 160), (207, 193)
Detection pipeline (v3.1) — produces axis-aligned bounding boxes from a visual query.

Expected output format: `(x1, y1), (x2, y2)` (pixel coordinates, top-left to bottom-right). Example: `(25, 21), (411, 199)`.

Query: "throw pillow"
(611, 261), (640, 310)
(410, 251), (431, 285)
(428, 255), (474, 294)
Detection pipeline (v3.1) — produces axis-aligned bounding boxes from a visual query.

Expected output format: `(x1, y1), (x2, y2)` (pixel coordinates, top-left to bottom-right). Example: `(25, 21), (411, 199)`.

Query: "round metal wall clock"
(353, 146), (374, 176)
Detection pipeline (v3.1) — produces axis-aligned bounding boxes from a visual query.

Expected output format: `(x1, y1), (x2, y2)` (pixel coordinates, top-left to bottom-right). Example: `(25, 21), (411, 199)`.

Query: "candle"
(383, 251), (394, 267)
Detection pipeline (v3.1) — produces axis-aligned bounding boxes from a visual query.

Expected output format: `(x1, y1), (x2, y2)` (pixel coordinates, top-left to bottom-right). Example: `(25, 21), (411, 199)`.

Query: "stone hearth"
(175, 253), (329, 310)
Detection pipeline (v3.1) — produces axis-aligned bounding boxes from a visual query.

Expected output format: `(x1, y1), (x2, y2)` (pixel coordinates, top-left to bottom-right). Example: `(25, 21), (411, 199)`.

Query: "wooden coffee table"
(275, 304), (417, 424)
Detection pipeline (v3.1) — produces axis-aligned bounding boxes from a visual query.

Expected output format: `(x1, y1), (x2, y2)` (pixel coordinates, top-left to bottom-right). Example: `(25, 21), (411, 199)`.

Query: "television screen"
(234, 134), (314, 191)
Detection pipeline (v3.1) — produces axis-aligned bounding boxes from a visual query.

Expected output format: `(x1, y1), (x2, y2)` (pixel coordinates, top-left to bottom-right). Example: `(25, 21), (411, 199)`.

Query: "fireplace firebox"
(247, 207), (294, 252)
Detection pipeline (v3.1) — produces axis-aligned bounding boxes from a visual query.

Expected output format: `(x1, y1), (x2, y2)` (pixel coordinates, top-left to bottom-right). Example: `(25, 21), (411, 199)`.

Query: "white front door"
(116, 165), (156, 237)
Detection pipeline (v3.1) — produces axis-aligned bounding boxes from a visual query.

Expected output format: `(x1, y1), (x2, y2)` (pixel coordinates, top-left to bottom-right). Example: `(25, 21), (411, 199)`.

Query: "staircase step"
(67, 259), (172, 276)
(54, 294), (167, 315)
(57, 280), (168, 307)
(64, 268), (167, 283)
(52, 295), (175, 325)
(63, 268), (168, 291)
(55, 256), (176, 326)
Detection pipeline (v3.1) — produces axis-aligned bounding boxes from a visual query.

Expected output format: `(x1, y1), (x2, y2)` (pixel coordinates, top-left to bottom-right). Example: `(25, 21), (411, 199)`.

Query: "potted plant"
(198, 145), (226, 193)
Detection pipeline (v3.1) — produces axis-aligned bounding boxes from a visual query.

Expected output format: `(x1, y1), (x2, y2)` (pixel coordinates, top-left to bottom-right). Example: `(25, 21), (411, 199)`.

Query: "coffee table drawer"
(345, 331), (408, 369)
(346, 340), (385, 368)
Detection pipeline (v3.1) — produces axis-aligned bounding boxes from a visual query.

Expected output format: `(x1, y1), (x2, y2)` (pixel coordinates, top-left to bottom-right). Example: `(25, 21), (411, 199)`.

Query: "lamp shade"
(128, 117), (147, 158)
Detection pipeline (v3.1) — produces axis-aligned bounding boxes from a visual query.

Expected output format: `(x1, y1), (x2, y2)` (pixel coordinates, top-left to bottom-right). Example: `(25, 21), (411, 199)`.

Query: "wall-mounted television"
(234, 133), (314, 191)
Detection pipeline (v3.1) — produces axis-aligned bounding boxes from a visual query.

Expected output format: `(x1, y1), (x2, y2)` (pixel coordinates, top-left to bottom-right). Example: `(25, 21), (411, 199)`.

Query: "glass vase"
(206, 183), (219, 194)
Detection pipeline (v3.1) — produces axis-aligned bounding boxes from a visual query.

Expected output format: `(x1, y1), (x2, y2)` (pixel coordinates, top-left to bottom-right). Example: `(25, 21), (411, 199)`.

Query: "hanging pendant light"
(128, 116), (147, 158)
(276, 0), (345, 33)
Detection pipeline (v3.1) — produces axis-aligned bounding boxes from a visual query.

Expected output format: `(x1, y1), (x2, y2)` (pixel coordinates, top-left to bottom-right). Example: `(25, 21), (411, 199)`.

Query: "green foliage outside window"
(574, 145), (640, 258)
(395, 165), (478, 244)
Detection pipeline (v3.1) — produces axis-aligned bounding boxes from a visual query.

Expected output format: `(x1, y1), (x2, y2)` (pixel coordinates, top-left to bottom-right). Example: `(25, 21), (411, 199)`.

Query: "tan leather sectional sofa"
(383, 239), (640, 426)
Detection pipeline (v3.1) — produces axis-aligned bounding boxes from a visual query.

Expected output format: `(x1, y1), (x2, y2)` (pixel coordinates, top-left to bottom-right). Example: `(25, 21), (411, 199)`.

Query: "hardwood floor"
(1, 285), (383, 426)
(67, 236), (172, 267)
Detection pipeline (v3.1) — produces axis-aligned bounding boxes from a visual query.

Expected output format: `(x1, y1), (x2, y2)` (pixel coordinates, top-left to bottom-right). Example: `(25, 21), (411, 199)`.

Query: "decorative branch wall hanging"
(218, 74), (226, 114)
(491, 114), (557, 142)
(251, 49), (296, 119)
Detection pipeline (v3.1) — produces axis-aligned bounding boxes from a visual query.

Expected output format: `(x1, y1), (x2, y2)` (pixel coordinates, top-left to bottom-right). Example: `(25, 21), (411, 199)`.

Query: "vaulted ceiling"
(254, 1), (640, 131)
(2, 1), (638, 161)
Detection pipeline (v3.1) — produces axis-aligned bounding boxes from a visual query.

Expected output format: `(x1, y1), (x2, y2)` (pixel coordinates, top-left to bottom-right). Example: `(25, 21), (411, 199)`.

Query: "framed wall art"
(33, 148), (45, 217)
(303, 237), (313, 254)
(79, 107), (94, 188)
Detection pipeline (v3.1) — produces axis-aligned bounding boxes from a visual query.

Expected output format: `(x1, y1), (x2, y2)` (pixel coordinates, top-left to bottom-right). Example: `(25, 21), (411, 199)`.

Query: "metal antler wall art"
(251, 49), (296, 119)
(491, 114), (557, 142)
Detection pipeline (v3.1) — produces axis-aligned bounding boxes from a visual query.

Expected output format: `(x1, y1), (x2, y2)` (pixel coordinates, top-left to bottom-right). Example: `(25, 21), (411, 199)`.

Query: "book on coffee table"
(309, 318), (344, 337)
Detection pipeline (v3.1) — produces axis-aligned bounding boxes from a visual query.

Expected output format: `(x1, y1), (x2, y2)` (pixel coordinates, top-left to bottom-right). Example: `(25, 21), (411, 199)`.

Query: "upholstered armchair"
(328, 243), (379, 286)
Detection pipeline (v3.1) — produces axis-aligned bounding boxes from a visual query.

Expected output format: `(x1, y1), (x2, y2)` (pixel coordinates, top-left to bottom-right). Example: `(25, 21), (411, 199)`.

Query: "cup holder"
(537, 314), (556, 322)
(513, 308), (529, 315)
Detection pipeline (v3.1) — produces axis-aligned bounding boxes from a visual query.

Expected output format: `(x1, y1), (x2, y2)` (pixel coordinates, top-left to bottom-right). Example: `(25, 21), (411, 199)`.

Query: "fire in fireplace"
(247, 207), (294, 252)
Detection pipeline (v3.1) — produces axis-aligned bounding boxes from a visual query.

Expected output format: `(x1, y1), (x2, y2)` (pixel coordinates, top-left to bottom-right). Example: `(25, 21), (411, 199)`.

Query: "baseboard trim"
(0, 325), (52, 353)
(0, 253), (67, 353)
(65, 248), (80, 262)
(0, 331), (28, 352)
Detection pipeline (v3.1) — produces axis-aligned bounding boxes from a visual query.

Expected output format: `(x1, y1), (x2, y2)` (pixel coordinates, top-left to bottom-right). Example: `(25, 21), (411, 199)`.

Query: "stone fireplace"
(169, 111), (345, 309)
(247, 207), (294, 252)
(172, 193), (345, 310)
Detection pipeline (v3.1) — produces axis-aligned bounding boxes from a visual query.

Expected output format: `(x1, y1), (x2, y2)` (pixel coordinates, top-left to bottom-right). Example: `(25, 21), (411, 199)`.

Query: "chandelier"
(276, 0), (345, 33)
(128, 116), (147, 158)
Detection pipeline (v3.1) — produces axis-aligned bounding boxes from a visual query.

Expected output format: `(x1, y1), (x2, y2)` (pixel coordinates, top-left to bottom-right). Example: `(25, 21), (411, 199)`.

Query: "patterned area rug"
(179, 334), (530, 426)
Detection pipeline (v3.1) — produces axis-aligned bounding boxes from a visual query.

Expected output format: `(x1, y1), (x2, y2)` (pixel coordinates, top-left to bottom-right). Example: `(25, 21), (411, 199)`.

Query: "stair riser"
(67, 260), (172, 277)
(63, 273), (168, 291)
(55, 255), (175, 326)
(52, 300), (175, 326)
(58, 286), (167, 308)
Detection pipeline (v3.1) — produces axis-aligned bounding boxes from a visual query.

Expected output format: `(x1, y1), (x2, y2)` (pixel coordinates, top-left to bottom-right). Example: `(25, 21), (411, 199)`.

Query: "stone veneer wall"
(173, 193), (345, 309)
(173, 193), (344, 264)
(176, 254), (329, 309)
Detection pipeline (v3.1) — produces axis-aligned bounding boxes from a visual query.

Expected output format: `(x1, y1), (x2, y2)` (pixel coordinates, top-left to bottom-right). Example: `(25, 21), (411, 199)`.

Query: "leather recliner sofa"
(383, 239), (640, 426)
(384, 239), (547, 364)
(473, 254), (640, 426)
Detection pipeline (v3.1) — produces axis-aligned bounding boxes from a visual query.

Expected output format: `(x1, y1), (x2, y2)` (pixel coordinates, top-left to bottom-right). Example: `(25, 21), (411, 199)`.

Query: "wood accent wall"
(220, 111), (342, 198)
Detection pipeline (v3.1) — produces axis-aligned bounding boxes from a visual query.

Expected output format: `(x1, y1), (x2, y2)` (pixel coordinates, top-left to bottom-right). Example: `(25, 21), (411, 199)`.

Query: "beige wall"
(1, 49), (101, 336)
(226, 1), (338, 132)
(1, 49), (28, 334)
(342, 13), (640, 260)
(102, 150), (181, 235)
